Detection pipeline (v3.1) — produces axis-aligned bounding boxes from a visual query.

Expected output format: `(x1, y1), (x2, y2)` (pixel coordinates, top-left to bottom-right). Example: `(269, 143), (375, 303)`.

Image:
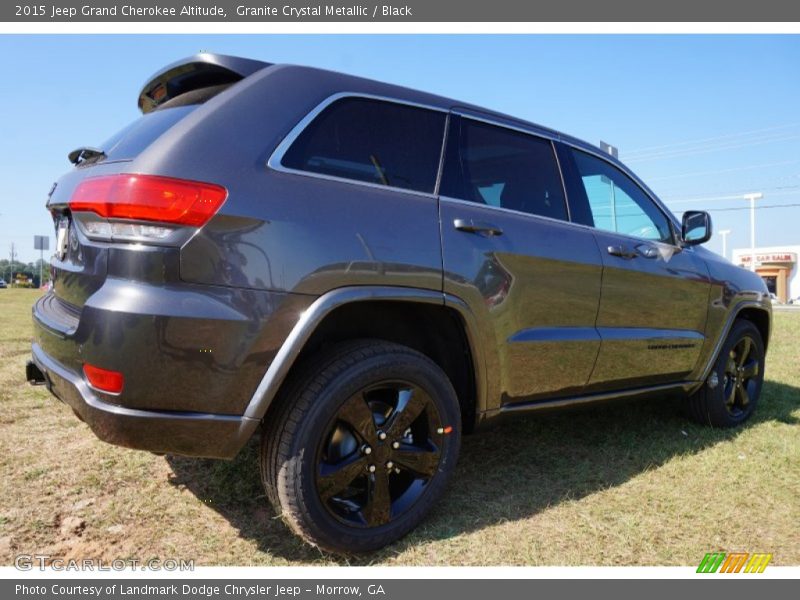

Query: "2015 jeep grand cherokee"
(28, 54), (771, 553)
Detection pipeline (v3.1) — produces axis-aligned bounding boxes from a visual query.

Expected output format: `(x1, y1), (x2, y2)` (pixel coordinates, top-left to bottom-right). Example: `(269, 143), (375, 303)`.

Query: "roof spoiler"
(137, 53), (271, 114)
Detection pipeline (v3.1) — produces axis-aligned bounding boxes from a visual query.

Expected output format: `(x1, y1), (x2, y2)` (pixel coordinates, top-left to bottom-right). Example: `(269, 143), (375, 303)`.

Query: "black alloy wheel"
(315, 382), (445, 528)
(722, 335), (761, 418)
(260, 340), (461, 553)
(686, 319), (765, 428)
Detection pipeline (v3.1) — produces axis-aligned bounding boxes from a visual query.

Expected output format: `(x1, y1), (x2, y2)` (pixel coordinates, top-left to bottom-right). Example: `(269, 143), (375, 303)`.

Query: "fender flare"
(241, 285), (490, 424)
(693, 299), (772, 390)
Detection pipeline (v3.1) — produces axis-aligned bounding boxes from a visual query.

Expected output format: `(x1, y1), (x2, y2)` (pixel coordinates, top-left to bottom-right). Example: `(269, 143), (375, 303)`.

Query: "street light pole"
(743, 193), (763, 272)
(718, 229), (731, 260)
(9, 243), (16, 286)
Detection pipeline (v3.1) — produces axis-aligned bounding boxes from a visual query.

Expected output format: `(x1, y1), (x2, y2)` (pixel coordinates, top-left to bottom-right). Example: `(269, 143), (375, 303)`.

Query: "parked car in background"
(27, 54), (772, 553)
(0, 279), (7, 289)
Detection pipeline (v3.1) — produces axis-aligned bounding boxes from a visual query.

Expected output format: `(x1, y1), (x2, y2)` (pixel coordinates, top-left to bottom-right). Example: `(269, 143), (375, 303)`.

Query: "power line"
(664, 189), (800, 205)
(703, 203), (800, 213)
(599, 204), (800, 219)
(628, 130), (800, 160)
(657, 179), (800, 199)
(625, 133), (800, 163)
(662, 203), (800, 213)
(644, 159), (800, 183)
(624, 122), (800, 156)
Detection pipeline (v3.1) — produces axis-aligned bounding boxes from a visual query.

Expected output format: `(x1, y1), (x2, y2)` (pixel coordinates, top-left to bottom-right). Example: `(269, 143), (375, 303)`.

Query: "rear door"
(439, 115), (603, 405)
(557, 143), (711, 389)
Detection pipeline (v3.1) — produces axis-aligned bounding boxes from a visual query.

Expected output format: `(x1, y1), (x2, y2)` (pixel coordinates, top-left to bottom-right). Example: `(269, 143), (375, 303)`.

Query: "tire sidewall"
(280, 349), (461, 552)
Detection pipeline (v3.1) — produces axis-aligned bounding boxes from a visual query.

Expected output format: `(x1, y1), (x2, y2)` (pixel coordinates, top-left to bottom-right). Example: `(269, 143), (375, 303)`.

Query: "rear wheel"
(687, 320), (765, 427)
(260, 340), (461, 553)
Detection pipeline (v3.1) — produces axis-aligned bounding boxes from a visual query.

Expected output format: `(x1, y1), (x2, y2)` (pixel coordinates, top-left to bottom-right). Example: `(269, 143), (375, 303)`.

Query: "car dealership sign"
(739, 253), (796, 264)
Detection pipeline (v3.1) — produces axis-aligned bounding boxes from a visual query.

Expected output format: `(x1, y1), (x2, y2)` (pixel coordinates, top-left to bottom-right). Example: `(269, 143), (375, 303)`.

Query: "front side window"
(440, 117), (568, 221)
(280, 97), (446, 194)
(570, 149), (673, 243)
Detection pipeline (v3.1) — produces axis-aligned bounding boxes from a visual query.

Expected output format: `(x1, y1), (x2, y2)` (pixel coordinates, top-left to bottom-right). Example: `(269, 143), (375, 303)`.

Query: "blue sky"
(1, 34), (799, 263)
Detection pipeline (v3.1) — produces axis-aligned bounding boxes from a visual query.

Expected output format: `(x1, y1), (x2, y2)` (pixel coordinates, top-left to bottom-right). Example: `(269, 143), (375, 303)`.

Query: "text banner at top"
(4, 0), (800, 22)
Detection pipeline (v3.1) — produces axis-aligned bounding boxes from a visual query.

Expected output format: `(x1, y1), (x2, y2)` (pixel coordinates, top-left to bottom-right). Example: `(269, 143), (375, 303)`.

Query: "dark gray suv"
(28, 54), (771, 553)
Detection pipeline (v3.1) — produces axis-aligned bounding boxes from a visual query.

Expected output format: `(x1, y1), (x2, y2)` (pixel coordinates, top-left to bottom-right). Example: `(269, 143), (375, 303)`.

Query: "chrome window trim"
(450, 113), (680, 239)
(433, 112), (452, 197)
(267, 92), (448, 198)
(550, 139), (572, 222)
(267, 91), (682, 247)
(445, 110), (680, 246)
(440, 194), (580, 230)
(451, 108), (559, 143)
(440, 194), (686, 250)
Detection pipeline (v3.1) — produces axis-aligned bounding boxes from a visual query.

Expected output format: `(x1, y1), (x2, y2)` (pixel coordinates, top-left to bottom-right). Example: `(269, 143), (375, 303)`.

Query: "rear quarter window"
(279, 97), (447, 194)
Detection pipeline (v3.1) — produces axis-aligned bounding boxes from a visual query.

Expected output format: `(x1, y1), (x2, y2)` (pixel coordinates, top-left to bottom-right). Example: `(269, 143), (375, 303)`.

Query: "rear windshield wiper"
(68, 146), (106, 165)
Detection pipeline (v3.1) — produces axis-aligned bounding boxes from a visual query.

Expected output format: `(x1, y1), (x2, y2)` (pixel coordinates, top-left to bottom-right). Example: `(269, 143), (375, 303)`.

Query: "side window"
(440, 117), (568, 221)
(280, 97), (446, 193)
(570, 149), (673, 243)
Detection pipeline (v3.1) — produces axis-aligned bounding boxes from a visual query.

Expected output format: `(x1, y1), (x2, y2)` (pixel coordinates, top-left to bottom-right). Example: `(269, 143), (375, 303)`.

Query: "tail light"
(69, 174), (227, 243)
(83, 363), (124, 394)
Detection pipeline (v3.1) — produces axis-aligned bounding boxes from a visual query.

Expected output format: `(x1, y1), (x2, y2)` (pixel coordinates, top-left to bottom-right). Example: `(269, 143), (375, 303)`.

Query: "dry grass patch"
(1, 289), (798, 565)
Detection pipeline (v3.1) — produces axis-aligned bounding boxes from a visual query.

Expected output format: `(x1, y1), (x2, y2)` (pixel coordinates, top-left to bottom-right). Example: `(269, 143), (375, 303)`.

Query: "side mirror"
(681, 210), (712, 245)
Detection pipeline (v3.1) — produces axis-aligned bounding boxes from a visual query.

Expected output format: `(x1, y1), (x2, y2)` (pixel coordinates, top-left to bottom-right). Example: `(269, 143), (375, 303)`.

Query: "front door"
(558, 144), (711, 389)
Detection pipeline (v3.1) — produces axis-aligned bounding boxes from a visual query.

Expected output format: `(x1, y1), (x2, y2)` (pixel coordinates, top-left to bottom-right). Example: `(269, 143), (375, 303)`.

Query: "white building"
(731, 245), (800, 303)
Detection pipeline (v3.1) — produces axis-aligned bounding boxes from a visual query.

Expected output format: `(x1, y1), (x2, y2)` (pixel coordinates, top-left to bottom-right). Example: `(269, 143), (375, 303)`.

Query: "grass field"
(1, 288), (798, 566)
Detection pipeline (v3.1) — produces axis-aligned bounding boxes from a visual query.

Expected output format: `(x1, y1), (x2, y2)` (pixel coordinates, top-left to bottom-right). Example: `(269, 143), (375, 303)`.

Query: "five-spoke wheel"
(316, 383), (444, 527)
(261, 340), (460, 553)
(687, 319), (765, 427)
(722, 335), (761, 418)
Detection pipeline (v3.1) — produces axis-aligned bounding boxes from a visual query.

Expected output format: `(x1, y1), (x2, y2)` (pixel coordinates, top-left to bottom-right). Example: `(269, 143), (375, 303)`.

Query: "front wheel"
(687, 319), (765, 427)
(261, 340), (461, 553)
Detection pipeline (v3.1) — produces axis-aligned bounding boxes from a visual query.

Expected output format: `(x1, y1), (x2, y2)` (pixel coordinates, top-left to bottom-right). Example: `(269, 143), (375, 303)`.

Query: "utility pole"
(718, 229), (731, 260)
(9, 242), (16, 286)
(743, 193), (763, 272)
(34, 235), (49, 289)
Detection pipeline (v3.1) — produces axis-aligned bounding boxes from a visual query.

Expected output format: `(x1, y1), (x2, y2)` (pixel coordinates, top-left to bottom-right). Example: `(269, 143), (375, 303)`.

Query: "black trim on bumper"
(31, 343), (259, 459)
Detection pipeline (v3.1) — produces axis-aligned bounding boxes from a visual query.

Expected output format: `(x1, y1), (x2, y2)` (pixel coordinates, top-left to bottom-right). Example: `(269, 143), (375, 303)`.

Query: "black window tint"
(440, 118), (568, 221)
(554, 142), (595, 228)
(570, 149), (673, 243)
(281, 98), (446, 193)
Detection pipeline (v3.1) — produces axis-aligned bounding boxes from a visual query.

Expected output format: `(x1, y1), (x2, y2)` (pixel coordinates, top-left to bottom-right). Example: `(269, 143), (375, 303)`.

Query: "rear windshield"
(100, 105), (197, 161)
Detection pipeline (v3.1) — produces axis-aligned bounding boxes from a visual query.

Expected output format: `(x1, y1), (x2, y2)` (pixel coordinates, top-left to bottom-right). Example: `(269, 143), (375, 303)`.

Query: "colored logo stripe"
(744, 553), (773, 573)
(697, 553), (726, 573)
(720, 553), (749, 573)
(697, 552), (772, 573)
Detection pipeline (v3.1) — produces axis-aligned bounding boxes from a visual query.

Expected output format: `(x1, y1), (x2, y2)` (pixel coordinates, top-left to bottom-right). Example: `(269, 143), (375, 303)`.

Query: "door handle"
(607, 245), (638, 259)
(453, 218), (503, 236)
(636, 244), (660, 259)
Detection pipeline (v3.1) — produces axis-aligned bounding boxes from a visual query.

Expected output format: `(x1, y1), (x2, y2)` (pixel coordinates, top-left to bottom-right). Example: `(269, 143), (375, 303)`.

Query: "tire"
(686, 319), (765, 427)
(260, 339), (461, 553)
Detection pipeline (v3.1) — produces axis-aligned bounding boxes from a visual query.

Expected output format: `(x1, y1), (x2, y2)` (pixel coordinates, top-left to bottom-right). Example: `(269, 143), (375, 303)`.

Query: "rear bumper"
(31, 342), (259, 459)
(29, 278), (315, 458)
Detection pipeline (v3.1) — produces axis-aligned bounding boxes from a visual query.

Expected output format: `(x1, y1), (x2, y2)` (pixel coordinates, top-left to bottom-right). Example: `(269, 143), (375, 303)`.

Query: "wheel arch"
(736, 306), (771, 353)
(697, 300), (772, 386)
(243, 286), (488, 436)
